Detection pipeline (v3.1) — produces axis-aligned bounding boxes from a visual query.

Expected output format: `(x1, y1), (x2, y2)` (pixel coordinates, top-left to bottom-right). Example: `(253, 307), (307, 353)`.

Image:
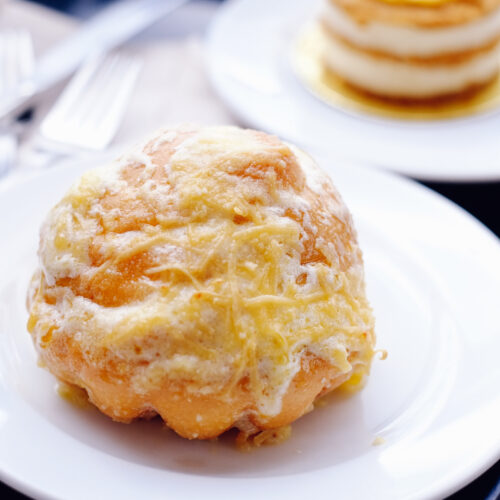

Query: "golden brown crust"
(27, 126), (375, 441)
(28, 303), (355, 439)
(322, 21), (500, 64)
(329, 0), (500, 28)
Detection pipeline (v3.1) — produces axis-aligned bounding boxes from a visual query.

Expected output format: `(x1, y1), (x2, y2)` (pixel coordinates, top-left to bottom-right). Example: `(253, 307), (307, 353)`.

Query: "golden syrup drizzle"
(375, 0), (456, 6)
(57, 381), (92, 409)
(236, 425), (292, 451)
(293, 24), (500, 121)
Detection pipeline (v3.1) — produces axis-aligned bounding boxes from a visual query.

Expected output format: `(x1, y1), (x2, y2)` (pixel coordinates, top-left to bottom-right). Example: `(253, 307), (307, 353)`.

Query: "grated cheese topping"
(27, 125), (375, 418)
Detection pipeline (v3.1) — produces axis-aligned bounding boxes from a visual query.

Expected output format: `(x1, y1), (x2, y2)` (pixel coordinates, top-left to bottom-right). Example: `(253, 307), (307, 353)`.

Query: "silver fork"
(0, 30), (34, 177)
(33, 49), (142, 165)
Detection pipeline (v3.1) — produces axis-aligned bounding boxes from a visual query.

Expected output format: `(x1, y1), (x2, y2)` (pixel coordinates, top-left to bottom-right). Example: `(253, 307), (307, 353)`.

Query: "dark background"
(39, 0), (221, 16)
(2, 1), (499, 499)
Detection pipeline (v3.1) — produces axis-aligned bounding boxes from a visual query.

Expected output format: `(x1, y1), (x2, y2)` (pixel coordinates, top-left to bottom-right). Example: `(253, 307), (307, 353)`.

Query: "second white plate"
(206, 0), (500, 181)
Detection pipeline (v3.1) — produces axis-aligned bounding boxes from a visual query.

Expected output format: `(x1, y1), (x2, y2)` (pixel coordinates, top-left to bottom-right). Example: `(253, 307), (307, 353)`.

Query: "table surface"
(0, 1), (499, 499)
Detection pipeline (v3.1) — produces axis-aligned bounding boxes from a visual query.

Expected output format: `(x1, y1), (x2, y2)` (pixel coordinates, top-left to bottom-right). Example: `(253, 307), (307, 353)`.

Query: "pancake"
(321, 0), (500, 99)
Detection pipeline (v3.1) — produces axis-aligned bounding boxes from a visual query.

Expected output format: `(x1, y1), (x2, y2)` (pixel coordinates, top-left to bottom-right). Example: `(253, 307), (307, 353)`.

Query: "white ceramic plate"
(1, 155), (500, 500)
(206, 0), (500, 182)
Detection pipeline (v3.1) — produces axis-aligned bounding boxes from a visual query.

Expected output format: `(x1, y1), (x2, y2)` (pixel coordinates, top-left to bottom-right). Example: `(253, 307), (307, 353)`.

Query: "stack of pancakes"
(320, 0), (500, 100)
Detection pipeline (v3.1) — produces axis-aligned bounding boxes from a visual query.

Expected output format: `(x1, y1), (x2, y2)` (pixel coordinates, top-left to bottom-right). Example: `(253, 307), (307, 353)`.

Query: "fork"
(32, 50), (142, 165)
(0, 30), (34, 177)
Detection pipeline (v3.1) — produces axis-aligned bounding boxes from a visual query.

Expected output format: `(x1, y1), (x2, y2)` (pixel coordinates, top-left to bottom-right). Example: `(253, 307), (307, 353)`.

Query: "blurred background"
(35, 0), (221, 17)
(25, 0), (500, 238)
(25, 0), (115, 16)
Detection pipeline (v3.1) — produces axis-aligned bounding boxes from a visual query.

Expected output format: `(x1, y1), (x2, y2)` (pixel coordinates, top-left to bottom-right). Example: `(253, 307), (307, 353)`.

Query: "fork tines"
(39, 50), (142, 151)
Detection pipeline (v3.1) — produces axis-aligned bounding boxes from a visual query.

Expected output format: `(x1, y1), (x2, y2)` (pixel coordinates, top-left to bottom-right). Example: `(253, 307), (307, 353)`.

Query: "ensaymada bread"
(27, 125), (375, 442)
(320, 0), (500, 99)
